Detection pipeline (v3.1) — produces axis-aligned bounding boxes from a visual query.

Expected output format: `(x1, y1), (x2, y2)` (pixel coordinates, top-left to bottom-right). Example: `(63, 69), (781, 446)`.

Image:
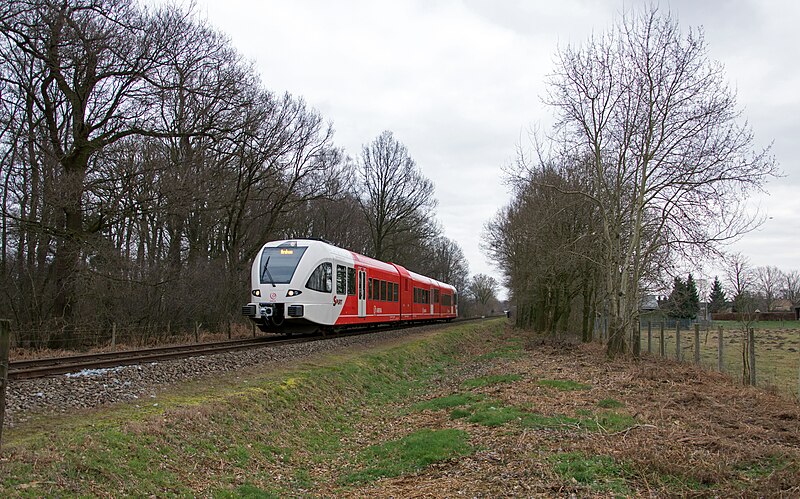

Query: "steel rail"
(7, 317), (486, 381)
(7, 335), (313, 380)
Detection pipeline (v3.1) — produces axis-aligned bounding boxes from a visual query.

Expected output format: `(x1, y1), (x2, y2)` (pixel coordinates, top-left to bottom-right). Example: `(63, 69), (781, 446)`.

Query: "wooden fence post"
(1, 319), (11, 451)
(111, 323), (117, 351)
(717, 326), (724, 372)
(694, 324), (701, 365)
(748, 328), (756, 386)
(647, 321), (652, 354)
(675, 323), (681, 361)
(194, 322), (199, 343)
(633, 319), (641, 358)
(659, 322), (665, 357)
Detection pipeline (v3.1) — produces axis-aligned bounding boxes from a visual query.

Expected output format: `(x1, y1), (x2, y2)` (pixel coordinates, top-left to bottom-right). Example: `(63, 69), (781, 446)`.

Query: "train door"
(430, 287), (434, 315)
(358, 269), (366, 317)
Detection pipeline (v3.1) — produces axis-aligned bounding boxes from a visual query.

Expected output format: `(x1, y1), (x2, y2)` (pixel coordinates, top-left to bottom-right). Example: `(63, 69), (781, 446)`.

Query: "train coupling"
(241, 303), (274, 318)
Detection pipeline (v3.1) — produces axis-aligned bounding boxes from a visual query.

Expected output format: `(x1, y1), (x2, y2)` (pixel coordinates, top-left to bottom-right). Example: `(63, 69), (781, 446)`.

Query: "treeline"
(484, 6), (777, 355)
(712, 257), (800, 316)
(0, 0), (468, 346)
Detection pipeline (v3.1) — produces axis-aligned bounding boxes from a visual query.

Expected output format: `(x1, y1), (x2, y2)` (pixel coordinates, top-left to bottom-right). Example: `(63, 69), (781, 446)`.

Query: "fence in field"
(622, 320), (800, 400)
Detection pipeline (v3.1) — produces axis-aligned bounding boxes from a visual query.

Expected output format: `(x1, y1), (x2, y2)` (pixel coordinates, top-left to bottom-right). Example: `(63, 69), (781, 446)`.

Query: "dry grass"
(331, 329), (800, 497)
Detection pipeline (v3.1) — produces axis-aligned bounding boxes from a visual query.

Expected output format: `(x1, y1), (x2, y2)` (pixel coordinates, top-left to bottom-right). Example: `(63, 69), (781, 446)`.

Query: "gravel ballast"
(4, 324), (447, 428)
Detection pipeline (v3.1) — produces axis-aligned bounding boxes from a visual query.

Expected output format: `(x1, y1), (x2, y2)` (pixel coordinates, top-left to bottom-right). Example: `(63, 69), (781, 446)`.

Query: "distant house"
(640, 295), (659, 311)
(772, 299), (793, 312)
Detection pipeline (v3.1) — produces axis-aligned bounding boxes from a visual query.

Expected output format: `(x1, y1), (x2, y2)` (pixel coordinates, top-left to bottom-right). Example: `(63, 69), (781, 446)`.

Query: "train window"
(305, 262), (332, 293)
(368, 278), (372, 299)
(380, 280), (387, 301)
(259, 246), (308, 284)
(393, 282), (398, 302)
(434, 289), (440, 304)
(373, 279), (379, 300)
(336, 265), (347, 294)
(424, 290), (429, 304)
(347, 267), (356, 295)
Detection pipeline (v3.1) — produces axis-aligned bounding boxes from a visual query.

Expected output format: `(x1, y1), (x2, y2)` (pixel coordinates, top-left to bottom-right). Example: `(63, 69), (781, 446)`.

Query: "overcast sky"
(194, 0), (799, 297)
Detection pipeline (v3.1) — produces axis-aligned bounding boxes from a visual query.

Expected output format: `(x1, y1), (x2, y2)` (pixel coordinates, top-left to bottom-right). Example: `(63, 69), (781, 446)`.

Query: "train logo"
(333, 296), (343, 306)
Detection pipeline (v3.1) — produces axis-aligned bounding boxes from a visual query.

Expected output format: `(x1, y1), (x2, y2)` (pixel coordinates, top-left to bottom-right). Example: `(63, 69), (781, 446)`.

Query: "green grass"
(462, 374), (522, 388)
(734, 455), (789, 479)
(341, 429), (473, 484)
(537, 379), (592, 391)
(550, 452), (631, 494)
(598, 398), (624, 409)
(476, 344), (525, 361)
(453, 401), (529, 427)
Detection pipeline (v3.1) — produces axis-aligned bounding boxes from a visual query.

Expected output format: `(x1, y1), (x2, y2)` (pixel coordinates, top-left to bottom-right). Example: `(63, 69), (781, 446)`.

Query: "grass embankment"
(2, 319), (800, 496)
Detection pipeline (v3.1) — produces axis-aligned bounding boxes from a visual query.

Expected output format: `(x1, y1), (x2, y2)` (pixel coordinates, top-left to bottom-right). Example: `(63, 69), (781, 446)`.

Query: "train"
(242, 239), (458, 334)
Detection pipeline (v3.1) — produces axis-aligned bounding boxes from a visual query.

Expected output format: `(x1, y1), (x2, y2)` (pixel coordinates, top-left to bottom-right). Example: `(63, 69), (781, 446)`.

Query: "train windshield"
(259, 246), (307, 284)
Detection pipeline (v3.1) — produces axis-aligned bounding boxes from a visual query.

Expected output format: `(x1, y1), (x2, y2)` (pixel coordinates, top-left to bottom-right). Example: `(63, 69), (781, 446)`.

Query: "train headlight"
(286, 289), (302, 297)
(252, 289), (261, 297)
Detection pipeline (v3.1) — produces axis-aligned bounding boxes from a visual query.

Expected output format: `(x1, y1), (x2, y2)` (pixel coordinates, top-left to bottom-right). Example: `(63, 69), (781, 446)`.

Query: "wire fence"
(632, 321), (800, 401)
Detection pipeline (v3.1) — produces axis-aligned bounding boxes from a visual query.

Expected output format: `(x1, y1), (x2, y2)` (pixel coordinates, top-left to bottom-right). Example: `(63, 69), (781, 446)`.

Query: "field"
(636, 320), (800, 399)
(1, 319), (799, 496)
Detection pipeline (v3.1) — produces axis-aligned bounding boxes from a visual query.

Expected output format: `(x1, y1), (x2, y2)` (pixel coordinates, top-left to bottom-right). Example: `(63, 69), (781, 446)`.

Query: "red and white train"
(242, 239), (458, 333)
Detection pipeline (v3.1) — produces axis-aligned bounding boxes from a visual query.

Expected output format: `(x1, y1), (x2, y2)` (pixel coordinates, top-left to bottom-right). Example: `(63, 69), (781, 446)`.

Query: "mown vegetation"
(2, 319), (798, 496)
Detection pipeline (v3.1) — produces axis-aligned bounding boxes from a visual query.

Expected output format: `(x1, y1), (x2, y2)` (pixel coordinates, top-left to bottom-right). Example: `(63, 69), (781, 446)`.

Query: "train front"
(241, 240), (333, 334)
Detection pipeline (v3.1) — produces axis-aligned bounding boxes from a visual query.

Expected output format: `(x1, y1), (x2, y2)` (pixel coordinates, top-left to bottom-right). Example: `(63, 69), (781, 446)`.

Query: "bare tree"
(355, 130), (437, 261)
(754, 265), (784, 311)
(782, 270), (800, 307)
(468, 274), (498, 316)
(544, 5), (777, 355)
(0, 0), (186, 335)
(724, 252), (756, 316)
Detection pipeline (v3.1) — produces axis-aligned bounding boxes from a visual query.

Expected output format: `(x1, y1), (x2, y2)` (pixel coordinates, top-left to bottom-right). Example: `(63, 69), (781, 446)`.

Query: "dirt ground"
(340, 333), (800, 497)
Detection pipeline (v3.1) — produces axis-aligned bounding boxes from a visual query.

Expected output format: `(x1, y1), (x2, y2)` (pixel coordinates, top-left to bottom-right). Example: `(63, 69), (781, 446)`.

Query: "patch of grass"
(580, 411), (638, 432)
(522, 413), (581, 429)
(537, 379), (591, 391)
(452, 401), (529, 427)
(216, 483), (282, 498)
(734, 455), (789, 479)
(598, 398), (624, 409)
(550, 452), (631, 494)
(476, 344), (524, 361)
(342, 429), (473, 484)
(412, 392), (484, 411)
(449, 408), (472, 419)
(521, 410), (636, 433)
(462, 374), (522, 388)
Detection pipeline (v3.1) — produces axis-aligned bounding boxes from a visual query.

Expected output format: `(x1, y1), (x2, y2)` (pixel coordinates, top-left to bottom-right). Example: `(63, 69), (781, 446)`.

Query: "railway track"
(7, 334), (314, 380)
(6, 317), (488, 381)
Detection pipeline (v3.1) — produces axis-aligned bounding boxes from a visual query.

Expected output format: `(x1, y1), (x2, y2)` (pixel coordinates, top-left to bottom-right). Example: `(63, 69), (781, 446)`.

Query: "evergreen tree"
(685, 274), (700, 319)
(666, 276), (687, 318)
(708, 276), (727, 313)
(666, 274), (701, 319)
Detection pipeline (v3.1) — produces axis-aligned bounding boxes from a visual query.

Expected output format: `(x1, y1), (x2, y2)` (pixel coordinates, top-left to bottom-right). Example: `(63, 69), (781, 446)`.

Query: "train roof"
(264, 239), (456, 291)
